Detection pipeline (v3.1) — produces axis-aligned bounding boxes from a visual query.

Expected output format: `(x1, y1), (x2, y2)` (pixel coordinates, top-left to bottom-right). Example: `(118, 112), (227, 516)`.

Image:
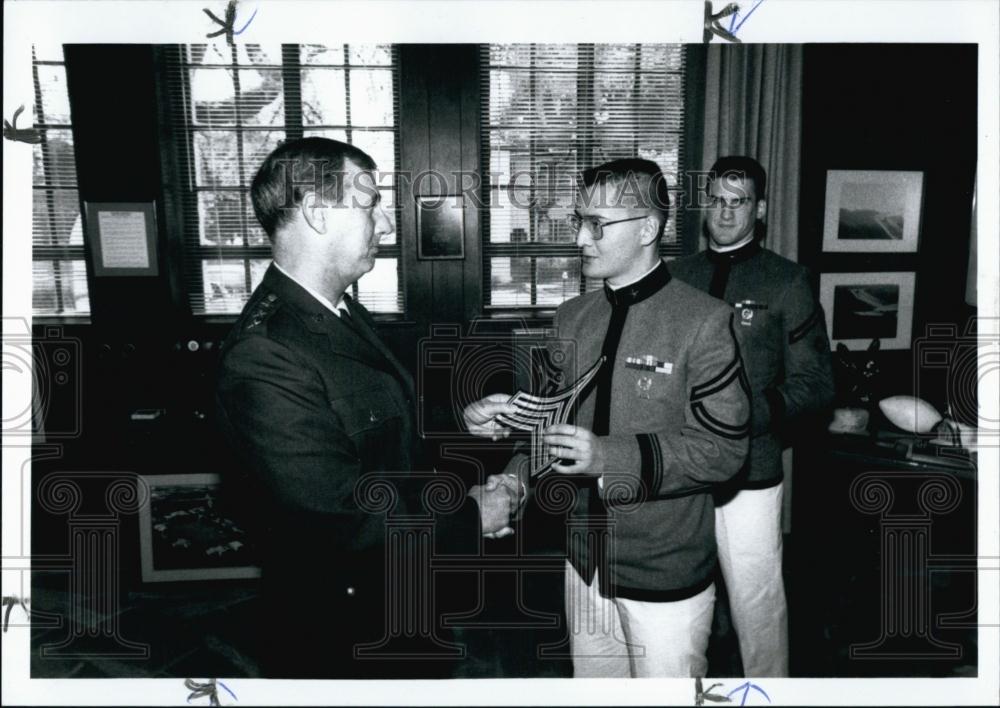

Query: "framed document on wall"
(86, 201), (159, 276)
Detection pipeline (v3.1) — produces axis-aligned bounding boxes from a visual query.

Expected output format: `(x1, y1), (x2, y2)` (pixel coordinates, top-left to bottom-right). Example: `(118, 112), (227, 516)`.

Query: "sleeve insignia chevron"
(789, 307), (822, 344)
(690, 354), (750, 441)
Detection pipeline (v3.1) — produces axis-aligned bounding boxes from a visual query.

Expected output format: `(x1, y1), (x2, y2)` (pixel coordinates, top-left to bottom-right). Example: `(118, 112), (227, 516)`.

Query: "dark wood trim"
(461, 45), (484, 322)
(428, 46), (468, 325)
(151, 45), (194, 320)
(281, 44), (304, 140)
(397, 45), (432, 329)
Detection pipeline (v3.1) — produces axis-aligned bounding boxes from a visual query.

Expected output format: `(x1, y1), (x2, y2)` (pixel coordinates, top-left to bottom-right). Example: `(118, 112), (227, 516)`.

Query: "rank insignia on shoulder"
(625, 355), (673, 375)
(244, 293), (279, 330)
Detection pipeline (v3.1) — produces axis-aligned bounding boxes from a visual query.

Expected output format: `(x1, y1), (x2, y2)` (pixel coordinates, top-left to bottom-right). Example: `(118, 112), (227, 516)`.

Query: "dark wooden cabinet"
(791, 432), (977, 677)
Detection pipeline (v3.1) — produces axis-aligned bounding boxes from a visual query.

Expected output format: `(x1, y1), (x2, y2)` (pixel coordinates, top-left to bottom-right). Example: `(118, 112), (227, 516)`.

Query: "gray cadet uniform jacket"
(510, 261), (751, 601)
(670, 240), (835, 489)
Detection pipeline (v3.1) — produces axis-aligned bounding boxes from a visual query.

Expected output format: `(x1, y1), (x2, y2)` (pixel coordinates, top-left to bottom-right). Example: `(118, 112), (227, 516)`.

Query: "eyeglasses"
(565, 213), (648, 241)
(707, 196), (753, 210)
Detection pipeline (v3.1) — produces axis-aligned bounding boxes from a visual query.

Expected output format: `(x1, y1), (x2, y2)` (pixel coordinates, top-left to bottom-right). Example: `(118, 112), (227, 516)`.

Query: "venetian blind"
(159, 43), (403, 315)
(32, 43), (90, 317)
(481, 44), (686, 310)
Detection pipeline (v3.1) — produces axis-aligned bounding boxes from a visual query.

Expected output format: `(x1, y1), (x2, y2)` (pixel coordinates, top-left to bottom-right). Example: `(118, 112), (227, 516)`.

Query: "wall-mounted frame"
(86, 201), (159, 276)
(416, 194), (465, 260)
(822, 170), (924, 253)
(138, 473), (260, 582)
(820, 271), (916, 351)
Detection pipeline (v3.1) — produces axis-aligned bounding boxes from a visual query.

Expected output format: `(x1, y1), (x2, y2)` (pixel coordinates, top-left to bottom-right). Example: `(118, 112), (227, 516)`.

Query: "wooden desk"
(790, 432), (977, 677)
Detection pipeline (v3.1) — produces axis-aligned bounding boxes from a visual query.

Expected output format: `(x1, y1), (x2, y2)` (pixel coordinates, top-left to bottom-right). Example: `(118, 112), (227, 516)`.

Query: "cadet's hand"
(463, 394), (518, 440)
(543, 423), (605, 477)
(468, 483), (514, 538)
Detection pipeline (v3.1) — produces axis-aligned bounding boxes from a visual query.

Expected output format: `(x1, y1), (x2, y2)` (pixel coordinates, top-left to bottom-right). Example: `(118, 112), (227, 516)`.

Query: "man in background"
(465, 158), (750, 677)
(671, 155), (834, 676)
(216, 138), (514, 678)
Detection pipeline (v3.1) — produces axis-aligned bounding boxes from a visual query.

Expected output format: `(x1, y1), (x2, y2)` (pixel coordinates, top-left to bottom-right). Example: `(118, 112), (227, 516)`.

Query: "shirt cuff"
(504, 472), (527, 501)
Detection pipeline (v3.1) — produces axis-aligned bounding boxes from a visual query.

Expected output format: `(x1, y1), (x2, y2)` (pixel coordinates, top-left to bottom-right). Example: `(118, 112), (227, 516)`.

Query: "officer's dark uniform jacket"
(670, 240), (834, 490)
(216, 264), (479, 678)
(508, 261), (750, 601)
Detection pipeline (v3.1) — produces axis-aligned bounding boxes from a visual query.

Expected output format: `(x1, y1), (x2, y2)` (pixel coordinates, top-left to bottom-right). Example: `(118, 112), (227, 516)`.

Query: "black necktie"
(709, 256), (731, 300)
(337, 306), (361, 335)
(578, 299), (630, 587)
(592, 302), (630, 436)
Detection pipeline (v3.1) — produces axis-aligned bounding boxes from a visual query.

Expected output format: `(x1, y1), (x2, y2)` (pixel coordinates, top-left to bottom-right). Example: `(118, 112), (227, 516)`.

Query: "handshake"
(463, 392), (525, 538)
(462, 392), (608, 539)
(467, 472), (526, 539)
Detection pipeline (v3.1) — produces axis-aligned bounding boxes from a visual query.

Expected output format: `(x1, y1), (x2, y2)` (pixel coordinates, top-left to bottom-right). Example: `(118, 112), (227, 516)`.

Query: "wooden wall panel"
(399, 45), (483, 331)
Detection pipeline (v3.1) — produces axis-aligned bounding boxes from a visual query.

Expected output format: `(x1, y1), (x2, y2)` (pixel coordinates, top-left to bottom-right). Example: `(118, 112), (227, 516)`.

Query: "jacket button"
(313, 314), (324, 322)
(346, 586), (355, 596)
(369, 410), (377, 422)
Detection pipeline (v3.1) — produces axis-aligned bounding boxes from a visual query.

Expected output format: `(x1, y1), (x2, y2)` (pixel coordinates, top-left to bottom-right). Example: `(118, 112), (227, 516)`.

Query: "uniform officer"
(216, 138), (514, 678)
(671, 155), (834, 676)
(466, 158), (751, 677)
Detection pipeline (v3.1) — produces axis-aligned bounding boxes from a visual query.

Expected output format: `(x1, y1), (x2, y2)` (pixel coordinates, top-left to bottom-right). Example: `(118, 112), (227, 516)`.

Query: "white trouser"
(715, 484), (788, 677)
(564, 561), (716, 678)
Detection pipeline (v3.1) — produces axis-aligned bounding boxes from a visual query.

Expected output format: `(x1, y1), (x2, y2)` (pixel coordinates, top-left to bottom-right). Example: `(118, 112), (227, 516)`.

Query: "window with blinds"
(481, 44), (686, 310)
(32, 44), (90, 317)
(162, 44), (402, 315)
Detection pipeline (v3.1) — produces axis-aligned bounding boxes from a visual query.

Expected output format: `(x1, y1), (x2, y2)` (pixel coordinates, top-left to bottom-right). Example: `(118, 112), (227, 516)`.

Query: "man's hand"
(485, 472), (526, 509)
(463, 394), (518, 440)
(468, 483), (514, 538)
(543, 423), (605, 477)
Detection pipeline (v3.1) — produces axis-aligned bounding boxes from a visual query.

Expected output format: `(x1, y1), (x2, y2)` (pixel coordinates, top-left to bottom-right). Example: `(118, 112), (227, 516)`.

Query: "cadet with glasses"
(464, 158), (751, 678)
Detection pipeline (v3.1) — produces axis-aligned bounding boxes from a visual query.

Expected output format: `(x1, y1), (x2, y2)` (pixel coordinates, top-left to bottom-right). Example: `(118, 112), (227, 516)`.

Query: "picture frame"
(416, 194), (465, 260)
(137, 473), (260, 582)
(85, 201), (160, 276)
(821, 170), (924, 253)
(820, 271), (917, 351)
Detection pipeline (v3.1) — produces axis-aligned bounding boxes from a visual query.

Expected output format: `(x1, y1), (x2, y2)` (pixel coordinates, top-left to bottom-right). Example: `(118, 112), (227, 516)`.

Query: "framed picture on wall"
(820, 271), (916, 350)
(822, 170), (924, 253)
(137, 473), (260, 582)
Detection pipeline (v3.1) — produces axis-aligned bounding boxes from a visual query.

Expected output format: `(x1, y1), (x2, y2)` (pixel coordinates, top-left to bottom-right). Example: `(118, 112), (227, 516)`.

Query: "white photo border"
(4, 1), (999, 706)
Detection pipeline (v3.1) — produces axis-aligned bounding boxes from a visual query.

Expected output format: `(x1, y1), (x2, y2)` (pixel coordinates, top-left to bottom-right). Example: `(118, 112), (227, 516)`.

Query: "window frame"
(163, 43), (405, 318)
(480, 43), (688, 315)
(31, 45), (90, 320)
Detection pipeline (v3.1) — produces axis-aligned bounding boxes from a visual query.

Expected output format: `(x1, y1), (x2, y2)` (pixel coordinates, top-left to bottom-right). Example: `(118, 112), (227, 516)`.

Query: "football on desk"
(827, 395), (976, 472)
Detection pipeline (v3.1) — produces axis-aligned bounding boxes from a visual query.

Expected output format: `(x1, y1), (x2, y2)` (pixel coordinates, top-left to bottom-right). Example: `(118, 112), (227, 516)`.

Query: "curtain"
(700, 44), (803, 261)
